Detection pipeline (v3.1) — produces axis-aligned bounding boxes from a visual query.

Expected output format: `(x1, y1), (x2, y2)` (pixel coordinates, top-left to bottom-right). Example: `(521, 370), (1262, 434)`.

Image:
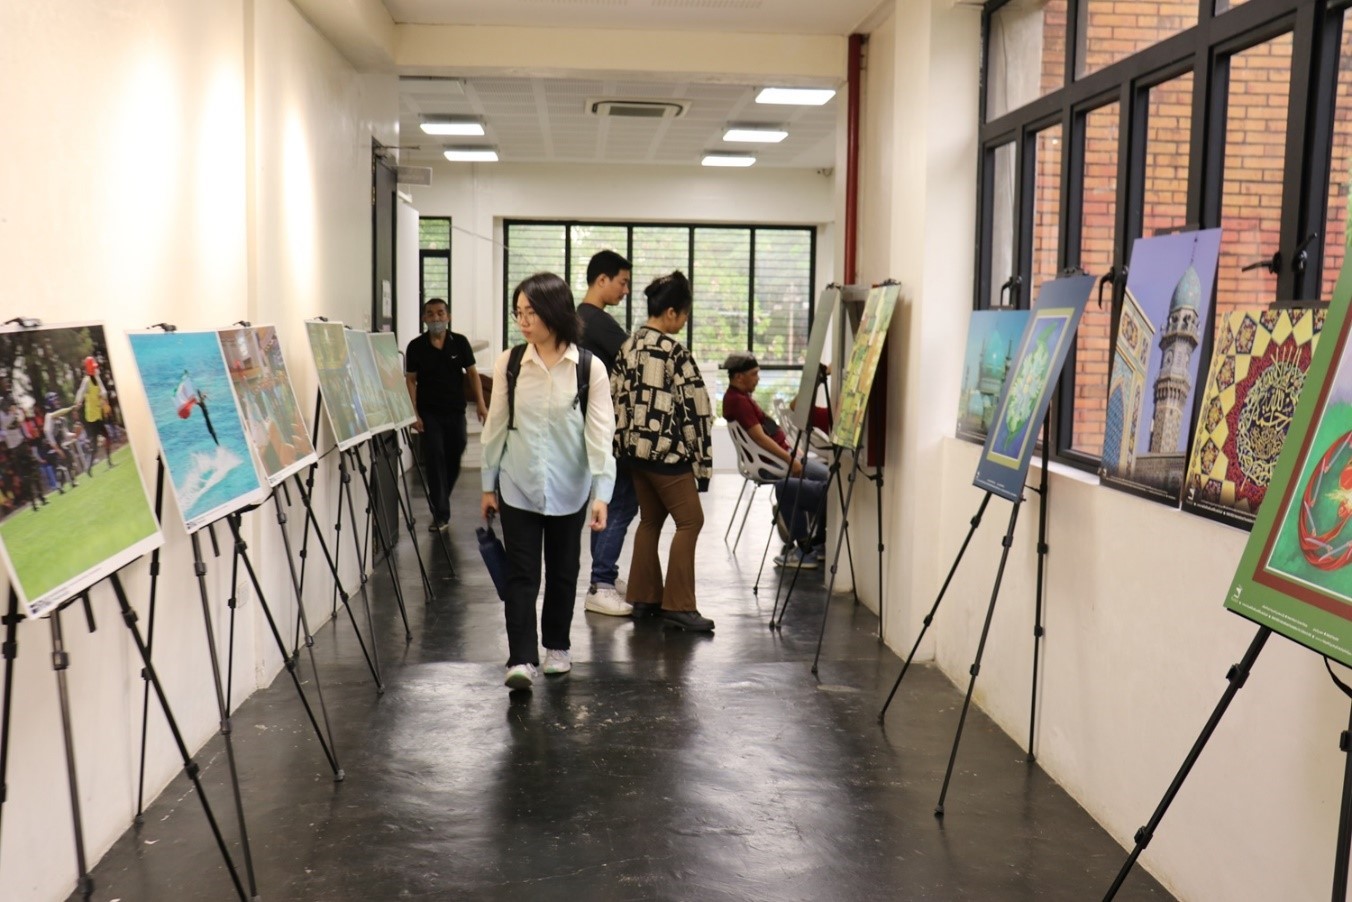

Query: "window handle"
(1097, 266), (1117, 308)
(1241, 251), (1280, 274)
(998, 274), (1022, 308)
(1293, 233), (1319, 275)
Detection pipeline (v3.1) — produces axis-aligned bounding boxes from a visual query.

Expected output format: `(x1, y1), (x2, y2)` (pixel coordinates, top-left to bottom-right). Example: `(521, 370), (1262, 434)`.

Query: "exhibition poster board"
(369, 332), (417, 428)
(790, 286), (840, 434)
(344, 329), (395, 434)
(831, 283), (901, 450)
(304, 320), (371, 451)
(0, 323), (162, 618)
(218, 325), (318, 487)
(955, 309), (1032, 443)
(973, 274), (1095, 502)
(1182, 307), (1324, 529)
(127, 330), (266, 534)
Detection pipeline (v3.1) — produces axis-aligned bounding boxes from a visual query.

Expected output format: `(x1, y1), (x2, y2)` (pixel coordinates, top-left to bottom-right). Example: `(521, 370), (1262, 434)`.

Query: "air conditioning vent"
(397, 166), (433, 186)
(588, 99), (688, 119)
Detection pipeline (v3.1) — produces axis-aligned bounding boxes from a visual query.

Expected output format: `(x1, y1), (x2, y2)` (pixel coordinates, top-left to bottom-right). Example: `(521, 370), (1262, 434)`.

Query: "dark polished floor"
(74, 474), (1172, 901)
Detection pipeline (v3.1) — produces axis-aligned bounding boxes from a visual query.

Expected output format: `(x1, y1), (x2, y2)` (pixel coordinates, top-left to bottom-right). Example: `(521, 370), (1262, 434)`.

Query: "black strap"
(507, 344), (593, 431)
(505, 344), (527, 431)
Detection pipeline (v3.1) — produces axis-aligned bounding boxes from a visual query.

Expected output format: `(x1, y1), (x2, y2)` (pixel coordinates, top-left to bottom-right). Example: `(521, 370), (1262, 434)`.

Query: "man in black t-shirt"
(405, 298), (487, 530)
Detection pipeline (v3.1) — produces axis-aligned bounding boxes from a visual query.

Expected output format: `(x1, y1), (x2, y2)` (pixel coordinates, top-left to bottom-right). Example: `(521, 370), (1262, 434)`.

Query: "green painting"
(831, 284), (901, 450)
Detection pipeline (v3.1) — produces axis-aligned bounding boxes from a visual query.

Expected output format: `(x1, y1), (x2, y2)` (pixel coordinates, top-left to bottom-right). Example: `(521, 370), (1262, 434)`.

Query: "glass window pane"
(1143, 72), (1194, 235)
(421, 254), (449, 308)
(505, 223), (566, 345)
(987, 0), (1068, 120)
(1217, 34), (1292, 320)
(419, 217), (450, 250)
(568, 224), (629, 303)
(1078, 0), (1197, 79)
(691, 228), (751, 381)
(1031, 125), (1064, 294)
(989, 142), (1017, 308)
(1321, 20), (1352, 301)
(632, 227), (691, 331)
(1070, 102), (1120, 456)
(753, 230), (813, 367)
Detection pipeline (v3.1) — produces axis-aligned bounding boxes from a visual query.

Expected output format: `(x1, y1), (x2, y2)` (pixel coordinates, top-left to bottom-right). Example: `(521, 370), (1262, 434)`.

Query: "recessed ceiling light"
(421, 118), (485, 136)
(702, 153), (756, 168)
(755, 87), (836, 106)
(723, 126), (788, 143)
(444, 147), (498, 162)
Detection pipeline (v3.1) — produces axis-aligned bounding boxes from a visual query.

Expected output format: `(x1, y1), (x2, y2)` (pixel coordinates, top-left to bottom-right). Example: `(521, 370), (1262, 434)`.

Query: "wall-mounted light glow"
(755, 87), (836, 106)
(702, 153), (756, 168)
(420, 118), (485, 136)
(444, 148), (499, 162)
(723, 126), (788, 143)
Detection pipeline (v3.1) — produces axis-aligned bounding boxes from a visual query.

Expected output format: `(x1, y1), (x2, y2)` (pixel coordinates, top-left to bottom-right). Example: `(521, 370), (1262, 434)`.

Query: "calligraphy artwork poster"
(218, 326), (318, 487)
(304, 320), (371, 451)
(344, 329), (395, 434)
(790, 286), (840, 435)
(369, 332), (417, 428)
(1182, 308), (1324, 530)
(127, 330), (266, 534)
(956, 309), (1032, 443)
(1225, 261), (1352, 665)
(831, 283), (902, 450)
(1099, 228), (1223, 505)
(973, 274), (1095, 502)
(0, 324), (162, 618)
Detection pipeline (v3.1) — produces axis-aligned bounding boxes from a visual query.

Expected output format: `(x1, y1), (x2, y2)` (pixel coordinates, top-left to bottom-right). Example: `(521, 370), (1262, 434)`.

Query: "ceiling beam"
(290, 0), (397, 72)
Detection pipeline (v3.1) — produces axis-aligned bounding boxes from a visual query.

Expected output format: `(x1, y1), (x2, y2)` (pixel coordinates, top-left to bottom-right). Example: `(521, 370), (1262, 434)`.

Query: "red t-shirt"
(722, 387), (789, 451)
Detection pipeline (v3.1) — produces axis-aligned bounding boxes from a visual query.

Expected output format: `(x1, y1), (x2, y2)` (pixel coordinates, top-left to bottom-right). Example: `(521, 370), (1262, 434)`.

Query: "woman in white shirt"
(481, 272), (617, 690)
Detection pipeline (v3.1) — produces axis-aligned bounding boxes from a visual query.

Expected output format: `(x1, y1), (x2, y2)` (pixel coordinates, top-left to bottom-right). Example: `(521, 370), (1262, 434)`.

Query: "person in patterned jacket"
(610, 271), (716, 632)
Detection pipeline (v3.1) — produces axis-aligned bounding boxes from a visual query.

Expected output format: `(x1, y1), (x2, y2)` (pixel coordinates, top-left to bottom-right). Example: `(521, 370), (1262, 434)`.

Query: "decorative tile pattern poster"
(128, 330), (266, 534)
(789, 286), (840, 435)
(0, 324), (162, 618)
(956, 309), (1032, 443)
(1182, 308), (1324, 529)
(1225, 264), (1352, 665)
(218, 325), (318, 487)
(973, 275), (1095, 502)
(344, 330), (394, 433)
(304, 320), (371, 451)
(1099, 228), (1223, 505)
(369, 332), (417, 428)
(831, 283), (901, 450)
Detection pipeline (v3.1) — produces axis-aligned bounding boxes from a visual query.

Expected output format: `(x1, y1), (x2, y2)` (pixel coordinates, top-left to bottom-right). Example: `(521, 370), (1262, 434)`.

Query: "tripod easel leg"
(809, 450), (861, 674)
(878, 492), (993, 722)
(50, 608), (94, 901)
(339, 453), (394, 660)
(1028, 414), (1051, 762)
(1103, 626), (1271, 899)
(770, 446), (842, 628)
(935, 496), (1022, 818)
(400, 426), (456, 574)
(350, 447), (412, 641)
(373, 436), (437, 600)
(135, 458), (167, 823)
(0, 589), (21, 847)
(1332, 700), (1352, 901)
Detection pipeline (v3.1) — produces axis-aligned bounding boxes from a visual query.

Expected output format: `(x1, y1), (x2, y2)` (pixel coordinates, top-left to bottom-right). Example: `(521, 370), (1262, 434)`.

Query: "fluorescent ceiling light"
(755, 87), (836, 106)
(444, 148), (498, 162)
(723, 126), (788, 143)
(702, 153), (756, 168)
(420, 118), (485, 136)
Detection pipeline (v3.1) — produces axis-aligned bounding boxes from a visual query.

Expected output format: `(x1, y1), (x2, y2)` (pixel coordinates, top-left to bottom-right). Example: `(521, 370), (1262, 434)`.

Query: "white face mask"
(427, 321), (448, 335)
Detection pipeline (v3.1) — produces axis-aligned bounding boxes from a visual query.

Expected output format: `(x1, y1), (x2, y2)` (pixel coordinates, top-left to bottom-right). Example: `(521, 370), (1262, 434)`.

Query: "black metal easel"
(344, 444), (413, 641)
(363, 434), (436, 603)
(0, 589), (18, 849)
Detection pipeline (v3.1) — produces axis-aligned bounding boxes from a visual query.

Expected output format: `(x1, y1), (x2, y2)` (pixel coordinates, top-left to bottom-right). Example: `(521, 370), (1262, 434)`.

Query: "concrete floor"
(73, 474), (1172, 901)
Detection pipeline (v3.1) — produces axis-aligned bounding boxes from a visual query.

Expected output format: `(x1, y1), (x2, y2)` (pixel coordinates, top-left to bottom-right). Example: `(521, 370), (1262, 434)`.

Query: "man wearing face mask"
(405, 297), (488, 531)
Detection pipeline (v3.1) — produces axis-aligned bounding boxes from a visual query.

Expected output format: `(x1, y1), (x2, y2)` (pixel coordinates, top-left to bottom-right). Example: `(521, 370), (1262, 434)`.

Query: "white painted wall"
(0, 2), (395, 899)
(856, 2), (1348, 899)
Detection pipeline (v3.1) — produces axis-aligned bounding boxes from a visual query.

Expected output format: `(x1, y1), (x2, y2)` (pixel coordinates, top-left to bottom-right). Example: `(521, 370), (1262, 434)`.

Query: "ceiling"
(387, 0), (882, 170)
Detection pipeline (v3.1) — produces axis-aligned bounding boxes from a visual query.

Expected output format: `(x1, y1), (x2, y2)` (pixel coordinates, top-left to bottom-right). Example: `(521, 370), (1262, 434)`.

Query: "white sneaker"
(542, 649), (572, 674)
(585, 584), (633, 616)
(613, 578), (628, 595)
(504, 663), (537, 689)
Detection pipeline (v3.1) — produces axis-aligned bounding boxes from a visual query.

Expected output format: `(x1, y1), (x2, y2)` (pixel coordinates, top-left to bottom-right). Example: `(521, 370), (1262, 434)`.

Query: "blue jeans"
(776, 458), (829, 547)
(589, 464), (638, 587)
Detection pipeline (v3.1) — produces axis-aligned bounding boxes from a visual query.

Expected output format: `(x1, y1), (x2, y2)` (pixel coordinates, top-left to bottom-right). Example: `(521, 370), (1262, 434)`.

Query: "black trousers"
(420, 410), (467, 522)
(499, 500), (587, 667)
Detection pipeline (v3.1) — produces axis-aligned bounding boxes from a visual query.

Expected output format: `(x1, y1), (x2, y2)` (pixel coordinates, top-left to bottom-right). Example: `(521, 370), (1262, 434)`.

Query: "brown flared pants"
(625, 468), (704, 613)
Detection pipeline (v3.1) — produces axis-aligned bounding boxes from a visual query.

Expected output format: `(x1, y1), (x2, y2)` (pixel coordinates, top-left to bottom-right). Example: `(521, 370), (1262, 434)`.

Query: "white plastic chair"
(725, 421), (789, 551)
(772, 396), (832, 459)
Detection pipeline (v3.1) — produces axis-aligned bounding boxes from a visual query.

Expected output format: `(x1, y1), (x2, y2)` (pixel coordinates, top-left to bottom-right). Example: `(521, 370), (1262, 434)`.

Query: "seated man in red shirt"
(721, 351), (829, 569)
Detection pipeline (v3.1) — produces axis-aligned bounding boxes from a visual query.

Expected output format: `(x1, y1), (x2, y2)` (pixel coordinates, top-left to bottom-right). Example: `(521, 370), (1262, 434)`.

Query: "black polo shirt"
(404, 331), (475, 415)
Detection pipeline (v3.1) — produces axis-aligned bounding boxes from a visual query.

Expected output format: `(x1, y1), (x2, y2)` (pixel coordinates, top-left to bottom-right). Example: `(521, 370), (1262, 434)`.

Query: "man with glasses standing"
(576, 250), (638, 616)
(406, 297), (488, 531)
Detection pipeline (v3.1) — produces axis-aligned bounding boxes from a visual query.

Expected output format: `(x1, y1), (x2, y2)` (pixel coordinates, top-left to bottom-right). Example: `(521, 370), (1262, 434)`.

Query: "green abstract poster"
(1226, 262), (1352, 665)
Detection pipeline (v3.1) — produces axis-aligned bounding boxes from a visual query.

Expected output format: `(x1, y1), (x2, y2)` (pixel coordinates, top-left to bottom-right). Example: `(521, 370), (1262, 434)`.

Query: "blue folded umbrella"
(476, 516), (508, 600)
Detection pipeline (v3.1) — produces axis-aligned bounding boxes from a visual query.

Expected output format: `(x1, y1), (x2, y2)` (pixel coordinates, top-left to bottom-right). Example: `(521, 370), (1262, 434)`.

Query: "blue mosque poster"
(1099, 228), (1222, 506)
(974, 275), (1095, 501)
(956, 309), (1032, 443)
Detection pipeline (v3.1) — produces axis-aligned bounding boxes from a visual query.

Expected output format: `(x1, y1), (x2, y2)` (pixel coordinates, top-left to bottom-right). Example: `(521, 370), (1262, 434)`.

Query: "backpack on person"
(504, 344), (594, 430)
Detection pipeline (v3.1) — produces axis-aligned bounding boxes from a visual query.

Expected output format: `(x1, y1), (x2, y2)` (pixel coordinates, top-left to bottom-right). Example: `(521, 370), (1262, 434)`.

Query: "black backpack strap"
(574, 347), (593, 417)
(505, 344), (527, 431)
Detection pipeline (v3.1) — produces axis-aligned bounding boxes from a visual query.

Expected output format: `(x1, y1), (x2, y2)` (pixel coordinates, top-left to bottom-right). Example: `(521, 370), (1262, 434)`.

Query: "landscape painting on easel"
(1099, 228), (1222, 505)
(0, 324), (162, 618)
(832, 283), (901, 450)
(128, 330), (266, 534)
(345, 329), (395, 433)
(1182, 307), (1324, 529)
(370, 332), (417, 428)
(1226, 265), (1352, 665)
(973, 275), (1095, 502)
(304, 320), (371, 451)
(218, 325), (317, 487)
(956, 309), (1032, 443)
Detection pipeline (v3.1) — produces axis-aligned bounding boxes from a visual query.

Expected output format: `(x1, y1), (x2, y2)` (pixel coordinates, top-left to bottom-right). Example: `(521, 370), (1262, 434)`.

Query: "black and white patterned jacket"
(611, 326), (713, 485)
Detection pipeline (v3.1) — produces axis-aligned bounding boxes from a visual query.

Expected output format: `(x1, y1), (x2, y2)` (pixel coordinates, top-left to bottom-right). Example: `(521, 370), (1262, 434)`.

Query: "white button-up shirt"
(481, 342), (616, 515)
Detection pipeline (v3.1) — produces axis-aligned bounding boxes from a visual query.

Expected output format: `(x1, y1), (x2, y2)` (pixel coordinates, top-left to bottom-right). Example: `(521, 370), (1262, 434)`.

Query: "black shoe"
(662, 610), (715, 632)
(630, 602), (662, 619)
(428, 519), (447, 533)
